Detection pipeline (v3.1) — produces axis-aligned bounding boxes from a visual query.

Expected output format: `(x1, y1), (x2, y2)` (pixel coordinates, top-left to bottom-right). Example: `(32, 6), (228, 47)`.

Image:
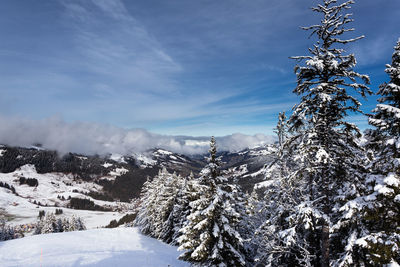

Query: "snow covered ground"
(0, 227), (188, 267)
(0, 187), (124, 229)
(0, 164), (133, 228)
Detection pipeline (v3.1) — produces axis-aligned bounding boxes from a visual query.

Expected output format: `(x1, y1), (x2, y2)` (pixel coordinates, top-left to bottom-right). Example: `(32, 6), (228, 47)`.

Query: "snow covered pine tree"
(135, 166), (190, 244)
(165, 171), (195, 245)
(156, 171), (186, 244)
(178, 136), (245, 267)
(257, 0), (371, 266)
(361, 39), (400, 265)
(34, 213), (86, 234)
(0, 219), (15, 241)
(135, 167), (171, 238)
(255, 112), (304, 266)
(271, 112), (290, 180)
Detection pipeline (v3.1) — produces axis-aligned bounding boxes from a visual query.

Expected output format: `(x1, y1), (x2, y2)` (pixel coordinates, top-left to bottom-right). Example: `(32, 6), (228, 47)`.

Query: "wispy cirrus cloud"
(61, 0), (182, 95)
(58, 0), (281, 131)
(0, 0), (398, 137)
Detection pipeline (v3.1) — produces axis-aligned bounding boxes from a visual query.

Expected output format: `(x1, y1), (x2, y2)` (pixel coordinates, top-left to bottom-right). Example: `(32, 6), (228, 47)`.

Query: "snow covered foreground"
(0, 227), (189, 267)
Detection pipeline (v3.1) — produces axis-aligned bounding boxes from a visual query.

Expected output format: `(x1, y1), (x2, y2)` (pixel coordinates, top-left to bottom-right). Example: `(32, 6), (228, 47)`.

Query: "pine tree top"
(208, 136), (217, 163)
(369, 38), (400, 136)
(203, 136), (221, 180)
(289, 0), (370, 134)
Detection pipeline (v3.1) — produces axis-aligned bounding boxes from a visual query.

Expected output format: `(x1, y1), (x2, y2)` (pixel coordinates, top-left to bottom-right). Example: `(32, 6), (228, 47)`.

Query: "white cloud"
(0, 115), (275, 155)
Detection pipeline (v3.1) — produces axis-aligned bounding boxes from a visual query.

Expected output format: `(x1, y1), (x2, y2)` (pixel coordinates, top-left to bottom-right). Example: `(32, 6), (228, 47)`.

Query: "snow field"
(0, 227), (189, 267)
(0, 164), (130, 228)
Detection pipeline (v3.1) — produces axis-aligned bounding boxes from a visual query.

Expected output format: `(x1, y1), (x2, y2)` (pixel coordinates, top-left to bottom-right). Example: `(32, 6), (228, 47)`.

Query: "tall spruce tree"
(135, 167), (196, 245)
(272, 111), (290, 180)
(361, 39), (400, 265)
(255, 112), (306, 266)
(157, 171), (186, 243)
(258, 1), (371, 266)
(178, 137), (245, 267)
(167, 172), (195, 245)
(275, 112), (287, 156)
(135, 168), (170, 237)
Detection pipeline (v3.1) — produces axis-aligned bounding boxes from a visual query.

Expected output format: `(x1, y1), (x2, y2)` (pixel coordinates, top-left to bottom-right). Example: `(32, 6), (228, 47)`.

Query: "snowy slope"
(0, 227), (188, 267)
(0, 164), (103, 206)
(0, 164), (130, 228)
(0, 187), (124, 229)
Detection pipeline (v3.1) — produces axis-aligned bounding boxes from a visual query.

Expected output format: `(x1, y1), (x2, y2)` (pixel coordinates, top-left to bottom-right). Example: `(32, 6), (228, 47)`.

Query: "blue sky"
(0, 0), (399, 137)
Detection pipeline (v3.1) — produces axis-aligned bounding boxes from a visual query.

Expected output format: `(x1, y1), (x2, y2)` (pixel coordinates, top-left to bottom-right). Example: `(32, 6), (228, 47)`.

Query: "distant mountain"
(0, 143), (276, 232)
(218, 145), (276, 191)
(0, 144), (276, 203)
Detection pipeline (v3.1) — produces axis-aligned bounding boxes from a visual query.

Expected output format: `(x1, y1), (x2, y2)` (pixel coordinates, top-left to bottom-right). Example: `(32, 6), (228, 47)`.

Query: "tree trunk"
(321, 223), (330, 267)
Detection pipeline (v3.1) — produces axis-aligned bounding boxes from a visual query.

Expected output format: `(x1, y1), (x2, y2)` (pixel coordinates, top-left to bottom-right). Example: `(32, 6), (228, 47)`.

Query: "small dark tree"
(38, 210), (46, 219)
(55, 209), (63, 215)
(0, 219), (15, 241)
(19, 177), (38, 187)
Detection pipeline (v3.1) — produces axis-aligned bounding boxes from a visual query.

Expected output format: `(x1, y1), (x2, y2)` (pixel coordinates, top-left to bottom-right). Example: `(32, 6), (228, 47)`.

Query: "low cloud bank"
(0, 115), (275, 155)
